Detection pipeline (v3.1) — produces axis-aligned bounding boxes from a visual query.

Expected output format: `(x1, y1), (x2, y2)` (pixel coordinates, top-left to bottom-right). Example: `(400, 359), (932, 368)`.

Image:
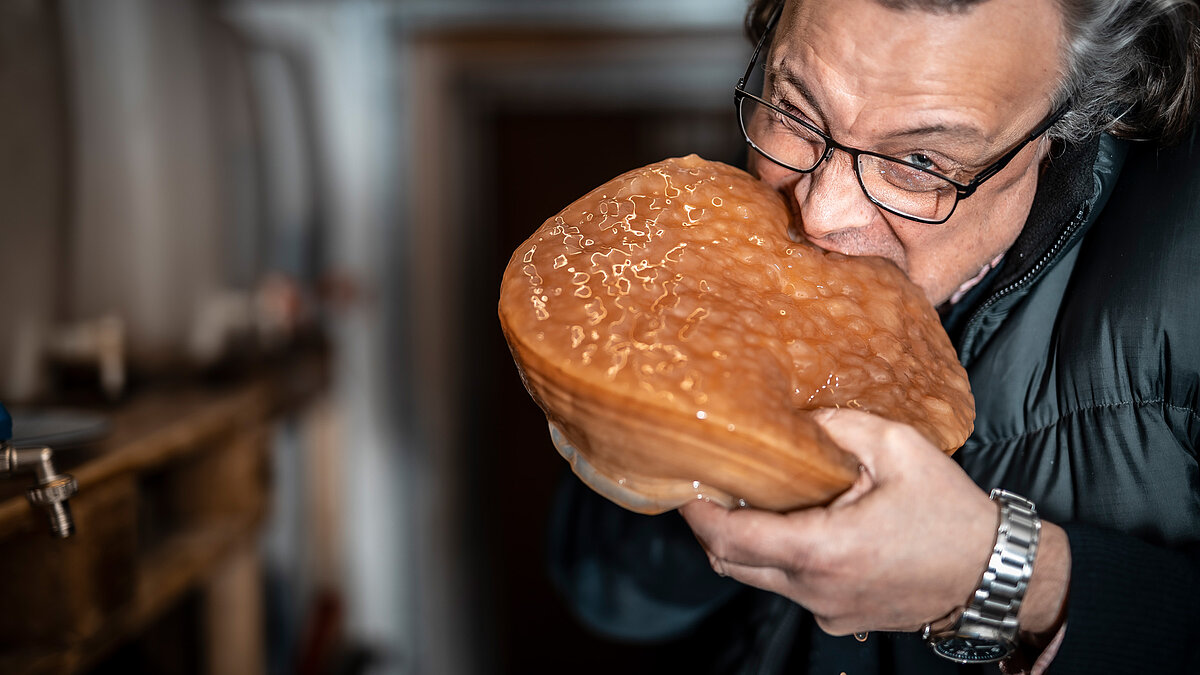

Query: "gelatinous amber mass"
(498, 155), (973, 514)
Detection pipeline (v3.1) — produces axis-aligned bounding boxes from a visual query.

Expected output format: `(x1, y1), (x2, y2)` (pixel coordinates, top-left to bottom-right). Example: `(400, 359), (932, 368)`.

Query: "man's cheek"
(748, 154), (788, 187)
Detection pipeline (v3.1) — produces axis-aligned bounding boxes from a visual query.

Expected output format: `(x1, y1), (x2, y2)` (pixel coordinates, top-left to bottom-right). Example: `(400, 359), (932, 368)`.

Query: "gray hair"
(745, 0), (1200, 145)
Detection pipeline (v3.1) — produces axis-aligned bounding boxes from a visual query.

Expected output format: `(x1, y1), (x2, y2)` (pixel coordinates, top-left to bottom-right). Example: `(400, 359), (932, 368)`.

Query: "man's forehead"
(772, 0), (1064, 143)
(763, 63), (990, 145)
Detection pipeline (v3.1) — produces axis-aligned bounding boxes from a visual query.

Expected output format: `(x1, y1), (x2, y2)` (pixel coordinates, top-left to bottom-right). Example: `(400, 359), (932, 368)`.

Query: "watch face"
(932, 636), (1013, 663)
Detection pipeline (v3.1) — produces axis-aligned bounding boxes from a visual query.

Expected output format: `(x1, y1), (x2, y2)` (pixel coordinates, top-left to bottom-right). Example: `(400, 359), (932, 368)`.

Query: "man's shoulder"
(1067, 132), (1200, 350)
(958, 132), (1200, 535)
(1056, 131), (1200, 411)
(963, 131), (1200, 438)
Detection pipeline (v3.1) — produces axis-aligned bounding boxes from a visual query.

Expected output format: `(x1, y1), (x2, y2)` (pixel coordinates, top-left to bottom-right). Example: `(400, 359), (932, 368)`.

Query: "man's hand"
(680, 408), (1068, 638)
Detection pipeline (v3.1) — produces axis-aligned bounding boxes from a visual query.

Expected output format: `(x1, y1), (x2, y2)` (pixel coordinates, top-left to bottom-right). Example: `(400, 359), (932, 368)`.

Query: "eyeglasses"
(734, 1), (1067, 224)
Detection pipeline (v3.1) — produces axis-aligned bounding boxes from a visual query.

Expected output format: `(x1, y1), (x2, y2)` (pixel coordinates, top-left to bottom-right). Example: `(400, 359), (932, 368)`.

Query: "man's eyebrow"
(886, 123), (986, 144)
(764, 65), (826, 121)
(763, 65), (988, 146)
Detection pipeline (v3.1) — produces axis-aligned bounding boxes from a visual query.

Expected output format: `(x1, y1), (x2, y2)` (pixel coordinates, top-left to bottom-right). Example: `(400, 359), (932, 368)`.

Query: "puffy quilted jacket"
(548, 130), (1200, 674)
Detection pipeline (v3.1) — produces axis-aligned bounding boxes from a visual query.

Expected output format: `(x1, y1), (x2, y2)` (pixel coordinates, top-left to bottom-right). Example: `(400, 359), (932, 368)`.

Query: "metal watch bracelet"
(925, 488), (1042, 662)
(968, 489), (1041, 637)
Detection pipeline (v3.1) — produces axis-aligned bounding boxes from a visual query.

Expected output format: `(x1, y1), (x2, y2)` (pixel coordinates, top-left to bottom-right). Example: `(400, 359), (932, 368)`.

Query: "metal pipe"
(2, 442), (78, 538)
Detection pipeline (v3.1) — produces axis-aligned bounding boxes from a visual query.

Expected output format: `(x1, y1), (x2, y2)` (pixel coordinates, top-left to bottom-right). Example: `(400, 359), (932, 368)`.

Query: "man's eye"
(778, 100), (817, 125)
(904, 153), (937, 170)
(772, 101), (823, 140)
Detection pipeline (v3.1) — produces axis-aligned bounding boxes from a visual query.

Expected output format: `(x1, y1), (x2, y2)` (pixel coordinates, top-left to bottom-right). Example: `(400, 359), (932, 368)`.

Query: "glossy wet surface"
(499, 155), (973, 513)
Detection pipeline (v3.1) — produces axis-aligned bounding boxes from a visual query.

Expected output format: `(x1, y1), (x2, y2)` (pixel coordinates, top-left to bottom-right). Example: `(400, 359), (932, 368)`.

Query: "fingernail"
(708, 556), (727, 577)
(812, 408), (836, 422)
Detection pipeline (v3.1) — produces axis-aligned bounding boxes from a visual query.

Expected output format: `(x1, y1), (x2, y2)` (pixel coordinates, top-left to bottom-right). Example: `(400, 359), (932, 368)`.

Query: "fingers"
(705, 555), (794, 597)
(680, 499), (828, 572)
(680, 500), (809, 599)
(681, 501), (872, 633)
(677, 412), (994, 637)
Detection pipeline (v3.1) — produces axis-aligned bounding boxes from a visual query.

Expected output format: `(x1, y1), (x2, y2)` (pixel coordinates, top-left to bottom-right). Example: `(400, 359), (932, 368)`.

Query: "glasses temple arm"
(960, 104), (1069, 196)
(738, 1), (786, 90)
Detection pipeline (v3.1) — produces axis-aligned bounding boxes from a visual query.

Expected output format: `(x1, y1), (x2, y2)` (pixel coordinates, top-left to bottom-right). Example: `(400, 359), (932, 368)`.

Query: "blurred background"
(0, 0), (751, 673)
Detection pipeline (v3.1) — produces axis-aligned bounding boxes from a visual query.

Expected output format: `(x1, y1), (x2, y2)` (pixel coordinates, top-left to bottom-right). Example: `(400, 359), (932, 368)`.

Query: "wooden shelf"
(0, 349), (328, 674)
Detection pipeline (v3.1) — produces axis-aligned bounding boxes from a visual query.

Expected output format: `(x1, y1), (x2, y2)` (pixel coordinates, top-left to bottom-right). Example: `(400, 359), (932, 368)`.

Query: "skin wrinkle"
(756, 0), (1067, 304)
(783, 0), (1059, 139)
(764, 64), (1000, 168)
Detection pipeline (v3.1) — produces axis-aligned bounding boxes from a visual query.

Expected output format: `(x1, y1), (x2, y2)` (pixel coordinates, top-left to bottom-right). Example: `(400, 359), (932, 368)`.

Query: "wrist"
(1017, 521), (1071, 643)
(925, 489), (1041, 664)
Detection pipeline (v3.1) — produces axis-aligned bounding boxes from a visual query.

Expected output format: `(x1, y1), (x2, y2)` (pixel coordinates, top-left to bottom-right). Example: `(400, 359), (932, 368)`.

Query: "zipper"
(959, 201), (1091, 358)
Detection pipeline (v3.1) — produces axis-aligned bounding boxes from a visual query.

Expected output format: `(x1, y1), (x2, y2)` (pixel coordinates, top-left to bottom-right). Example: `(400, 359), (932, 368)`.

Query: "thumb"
(812, 408), (935, 482)
(828, 461), (874, 508)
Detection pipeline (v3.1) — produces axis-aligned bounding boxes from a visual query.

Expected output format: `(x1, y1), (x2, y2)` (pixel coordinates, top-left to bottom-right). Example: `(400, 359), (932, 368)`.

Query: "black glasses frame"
(734, 0), (1068, 224)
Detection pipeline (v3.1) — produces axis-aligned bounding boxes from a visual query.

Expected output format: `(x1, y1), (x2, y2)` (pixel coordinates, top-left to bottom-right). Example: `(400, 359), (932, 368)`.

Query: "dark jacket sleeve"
(1046, 131), (1200, 674)
(546, 474), (743, 642)
(1051, 523), (1200, 673)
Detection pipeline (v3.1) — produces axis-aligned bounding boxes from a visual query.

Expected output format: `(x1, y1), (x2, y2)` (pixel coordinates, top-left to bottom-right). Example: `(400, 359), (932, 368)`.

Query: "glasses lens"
(857, 154), (958, 223)
(738, 95), (825, 172)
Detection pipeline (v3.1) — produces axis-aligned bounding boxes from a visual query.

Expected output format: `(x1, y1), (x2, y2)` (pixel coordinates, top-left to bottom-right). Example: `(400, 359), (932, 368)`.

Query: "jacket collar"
(990, 136), (1102, 292)
(941, 133), (1127, 345)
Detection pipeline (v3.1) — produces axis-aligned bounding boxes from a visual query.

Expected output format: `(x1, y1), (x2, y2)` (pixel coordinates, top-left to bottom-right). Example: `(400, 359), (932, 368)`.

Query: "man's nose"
(794, 149), (878, 240)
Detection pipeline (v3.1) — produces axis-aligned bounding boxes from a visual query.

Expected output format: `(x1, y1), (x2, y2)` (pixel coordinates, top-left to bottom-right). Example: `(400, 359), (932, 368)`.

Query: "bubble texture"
(499, 155), (974, 513)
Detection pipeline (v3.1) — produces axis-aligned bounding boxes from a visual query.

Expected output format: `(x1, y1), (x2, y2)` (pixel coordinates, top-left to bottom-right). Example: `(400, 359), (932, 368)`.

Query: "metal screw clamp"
(27, 475), (79, 506)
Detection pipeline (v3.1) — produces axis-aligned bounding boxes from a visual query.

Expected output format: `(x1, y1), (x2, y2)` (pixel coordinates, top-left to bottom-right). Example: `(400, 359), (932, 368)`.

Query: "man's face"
(751, 0), (1065, 305)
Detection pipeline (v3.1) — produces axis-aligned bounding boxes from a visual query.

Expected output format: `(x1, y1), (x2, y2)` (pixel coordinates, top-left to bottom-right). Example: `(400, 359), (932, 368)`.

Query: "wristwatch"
(925, 489), (1041, 664)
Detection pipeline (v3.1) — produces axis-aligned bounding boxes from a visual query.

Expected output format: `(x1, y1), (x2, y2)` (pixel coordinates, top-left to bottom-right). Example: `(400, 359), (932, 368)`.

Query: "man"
(550, 0), (1200, 672)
